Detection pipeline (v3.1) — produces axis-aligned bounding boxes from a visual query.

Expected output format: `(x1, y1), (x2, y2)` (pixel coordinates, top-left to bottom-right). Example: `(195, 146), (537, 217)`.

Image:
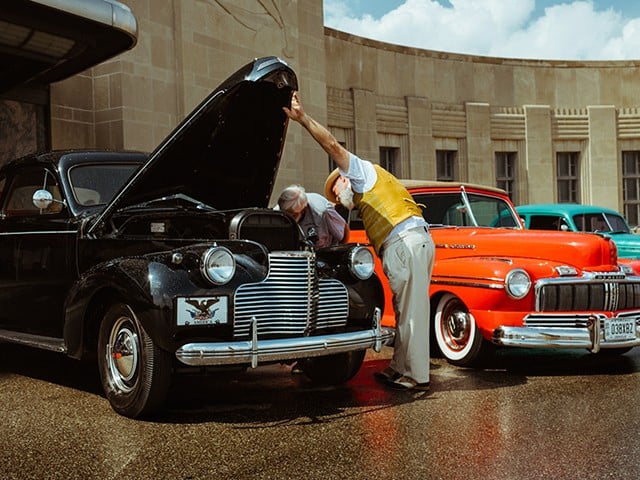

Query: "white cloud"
(324, 0), (640, 60)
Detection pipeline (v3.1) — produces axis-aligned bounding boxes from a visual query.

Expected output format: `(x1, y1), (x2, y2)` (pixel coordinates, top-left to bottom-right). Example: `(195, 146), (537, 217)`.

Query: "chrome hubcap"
(444, 306), (471, 351)
(107, 316), (140, 392)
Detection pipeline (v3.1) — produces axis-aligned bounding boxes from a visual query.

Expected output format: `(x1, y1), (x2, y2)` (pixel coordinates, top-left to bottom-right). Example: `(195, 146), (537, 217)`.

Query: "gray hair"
(277, 184), (308, 213)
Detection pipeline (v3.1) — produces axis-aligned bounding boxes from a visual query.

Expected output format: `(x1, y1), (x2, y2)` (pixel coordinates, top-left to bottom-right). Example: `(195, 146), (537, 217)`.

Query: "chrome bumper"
(175, 308), (394, 367)
(493, 315), (640, 353)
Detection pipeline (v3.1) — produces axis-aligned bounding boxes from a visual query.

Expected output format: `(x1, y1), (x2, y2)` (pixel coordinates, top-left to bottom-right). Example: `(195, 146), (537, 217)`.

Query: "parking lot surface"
(1, 344), (639, 479)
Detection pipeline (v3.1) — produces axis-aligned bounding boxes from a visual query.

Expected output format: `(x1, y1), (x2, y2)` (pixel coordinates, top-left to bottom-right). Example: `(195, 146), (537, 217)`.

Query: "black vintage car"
(0, 57), (392, 418)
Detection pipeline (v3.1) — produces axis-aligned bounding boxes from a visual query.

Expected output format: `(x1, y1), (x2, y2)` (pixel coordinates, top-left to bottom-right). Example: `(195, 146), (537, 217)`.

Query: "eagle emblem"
(184, 298), (221, 322)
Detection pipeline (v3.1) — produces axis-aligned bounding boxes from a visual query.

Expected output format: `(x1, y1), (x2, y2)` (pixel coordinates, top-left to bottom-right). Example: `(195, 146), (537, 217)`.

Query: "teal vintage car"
(516, 203), (640, 259)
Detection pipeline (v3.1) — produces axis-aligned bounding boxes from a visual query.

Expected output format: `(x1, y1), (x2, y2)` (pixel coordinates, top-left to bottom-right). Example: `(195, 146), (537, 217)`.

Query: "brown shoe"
(384, 375), (430, 391)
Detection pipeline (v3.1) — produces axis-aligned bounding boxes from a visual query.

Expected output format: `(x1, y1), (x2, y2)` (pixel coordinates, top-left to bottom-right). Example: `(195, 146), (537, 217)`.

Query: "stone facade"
(44, 0), (640, 214)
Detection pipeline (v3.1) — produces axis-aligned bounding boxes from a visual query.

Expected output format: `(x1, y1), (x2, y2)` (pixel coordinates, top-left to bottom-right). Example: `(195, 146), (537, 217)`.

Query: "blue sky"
(323, 1), (640, 60)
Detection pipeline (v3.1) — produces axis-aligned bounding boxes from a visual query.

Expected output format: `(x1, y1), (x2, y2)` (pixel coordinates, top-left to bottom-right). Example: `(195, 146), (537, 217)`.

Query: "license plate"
(176, 296), (228, 326)
(604, 317), (636, 341)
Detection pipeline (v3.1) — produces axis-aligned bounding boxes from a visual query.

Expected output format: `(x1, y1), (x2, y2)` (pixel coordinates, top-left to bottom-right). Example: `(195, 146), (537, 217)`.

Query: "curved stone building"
(323, 27), (640, 226)
(2, 0), (640, 224)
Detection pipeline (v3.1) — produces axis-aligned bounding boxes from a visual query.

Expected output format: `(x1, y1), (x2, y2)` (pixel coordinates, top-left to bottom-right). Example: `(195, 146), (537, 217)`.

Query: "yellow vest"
(354, 165), (423, 253)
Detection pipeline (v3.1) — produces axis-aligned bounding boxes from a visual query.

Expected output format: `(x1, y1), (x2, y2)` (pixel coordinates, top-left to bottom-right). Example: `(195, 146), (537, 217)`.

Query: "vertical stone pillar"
(465, 102), (492, 185)
(352, 88), (378, 163)
(586, 105), (618, 209)
(406, 96), (433, 180)
(524, 105), (553, 203)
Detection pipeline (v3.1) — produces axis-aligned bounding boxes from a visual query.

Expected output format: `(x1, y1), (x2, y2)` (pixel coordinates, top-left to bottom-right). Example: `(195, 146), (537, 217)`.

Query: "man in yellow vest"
(284, 92), (435, 391)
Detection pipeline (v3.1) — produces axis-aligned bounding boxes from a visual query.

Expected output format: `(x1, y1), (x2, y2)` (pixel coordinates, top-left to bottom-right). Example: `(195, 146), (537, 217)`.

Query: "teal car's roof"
(516, 203), (621, 216)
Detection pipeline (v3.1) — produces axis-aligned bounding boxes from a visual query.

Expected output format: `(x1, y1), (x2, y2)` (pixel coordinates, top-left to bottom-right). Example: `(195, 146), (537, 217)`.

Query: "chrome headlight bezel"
(200, 246), (236, 285)
(348, 245), (375, 280)
(505, 268), (531, 299)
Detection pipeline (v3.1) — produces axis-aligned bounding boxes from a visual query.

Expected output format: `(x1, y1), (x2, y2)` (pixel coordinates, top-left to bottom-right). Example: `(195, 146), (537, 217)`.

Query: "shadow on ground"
(1, 342), (638, 424)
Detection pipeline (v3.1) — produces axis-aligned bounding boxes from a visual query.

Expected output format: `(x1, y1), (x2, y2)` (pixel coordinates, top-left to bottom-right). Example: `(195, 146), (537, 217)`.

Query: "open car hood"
(88, 56), (297, 234)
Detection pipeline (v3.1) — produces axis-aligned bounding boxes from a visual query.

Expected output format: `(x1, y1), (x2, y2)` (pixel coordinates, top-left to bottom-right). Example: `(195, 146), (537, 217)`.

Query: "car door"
(0, 167), (76, 337)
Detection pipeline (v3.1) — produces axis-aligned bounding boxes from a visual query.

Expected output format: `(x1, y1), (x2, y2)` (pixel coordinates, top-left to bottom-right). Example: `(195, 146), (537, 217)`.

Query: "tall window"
(380, 147), (400, 176)
(436, 150), (456, 181)
(622, 151), (640, 227)
(495, 152), (516, 200)
(556, 152), (579, 203)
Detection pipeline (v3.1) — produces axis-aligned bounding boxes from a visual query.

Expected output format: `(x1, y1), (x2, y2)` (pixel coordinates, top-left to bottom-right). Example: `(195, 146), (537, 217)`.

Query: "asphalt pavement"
(1, 343), (639, 480)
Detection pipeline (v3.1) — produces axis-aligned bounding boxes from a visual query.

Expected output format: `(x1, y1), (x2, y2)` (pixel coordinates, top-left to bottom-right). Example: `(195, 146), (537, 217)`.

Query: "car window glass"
(413, 192), (517, 227)
(574, 213), (610, 232)
(412, 193), (461, 225)
(529, 215), (565, 230)
(468, 196), (517, 227)
(604, 213), (630, 232)
(347, 208), (364, 230)
(68, 164), (139, 206)
(4, 169), (63, 217)
(348, 191), (517, 228)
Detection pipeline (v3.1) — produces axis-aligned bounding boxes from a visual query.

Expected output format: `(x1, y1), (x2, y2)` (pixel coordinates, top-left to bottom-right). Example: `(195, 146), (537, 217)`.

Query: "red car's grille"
(537, 280), (640, 312)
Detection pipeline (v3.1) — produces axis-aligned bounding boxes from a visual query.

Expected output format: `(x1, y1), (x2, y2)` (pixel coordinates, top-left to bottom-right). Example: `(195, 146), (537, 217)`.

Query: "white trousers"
(381, 226), (434, 383)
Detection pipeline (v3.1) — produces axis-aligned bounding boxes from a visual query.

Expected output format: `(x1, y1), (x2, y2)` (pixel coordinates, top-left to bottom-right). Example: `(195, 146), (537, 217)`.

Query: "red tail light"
(609, 239), (618, 265)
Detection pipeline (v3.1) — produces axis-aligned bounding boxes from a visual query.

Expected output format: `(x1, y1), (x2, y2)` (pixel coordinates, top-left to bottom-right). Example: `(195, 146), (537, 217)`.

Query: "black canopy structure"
(0, 0), (137, 93)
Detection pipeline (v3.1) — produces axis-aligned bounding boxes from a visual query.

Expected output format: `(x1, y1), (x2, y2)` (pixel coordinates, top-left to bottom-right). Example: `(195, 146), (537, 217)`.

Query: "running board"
(0, 329), (66, 353)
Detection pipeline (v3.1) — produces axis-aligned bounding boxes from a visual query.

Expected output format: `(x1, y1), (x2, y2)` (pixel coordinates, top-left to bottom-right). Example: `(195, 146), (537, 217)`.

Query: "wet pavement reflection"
(1, 344), (639, 479)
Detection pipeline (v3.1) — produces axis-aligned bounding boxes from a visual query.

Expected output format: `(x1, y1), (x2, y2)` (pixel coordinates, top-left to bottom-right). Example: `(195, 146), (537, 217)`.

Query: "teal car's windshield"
(573, 212), (631, 233)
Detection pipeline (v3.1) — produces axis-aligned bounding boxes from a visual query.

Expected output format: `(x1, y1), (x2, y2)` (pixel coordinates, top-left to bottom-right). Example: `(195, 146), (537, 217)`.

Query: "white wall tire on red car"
(434, 293), (490, 367)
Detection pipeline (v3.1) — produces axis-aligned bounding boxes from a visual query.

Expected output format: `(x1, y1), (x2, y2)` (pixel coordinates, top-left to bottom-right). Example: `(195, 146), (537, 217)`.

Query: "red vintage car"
(348, 180), (640, 366)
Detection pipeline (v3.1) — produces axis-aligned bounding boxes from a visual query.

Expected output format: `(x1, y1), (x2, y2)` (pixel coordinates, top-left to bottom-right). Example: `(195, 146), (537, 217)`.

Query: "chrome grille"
(524, 313), (593, 328)
(537, 279), (640, 312)
(233, 251), (349, 339)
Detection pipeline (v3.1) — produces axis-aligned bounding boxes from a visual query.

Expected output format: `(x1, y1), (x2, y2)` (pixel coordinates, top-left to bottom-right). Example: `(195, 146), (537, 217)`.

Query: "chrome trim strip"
(175, 326), (395, 367)
(0, 231), (77, 236)
(493, 322), (640, 350)
(431, 278), (504, 290)
(535, 274), (639, 288)
(590, 315), (601, 353)
(0, 329), (66, 353)
(494, 326), (596, 348)
(373, 307), (383, 352)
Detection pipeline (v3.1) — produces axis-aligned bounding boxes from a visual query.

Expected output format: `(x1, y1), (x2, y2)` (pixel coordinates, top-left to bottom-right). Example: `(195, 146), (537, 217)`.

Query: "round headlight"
(201, 247), (236, 285)
(349, 246), (375, 280)
(505, 268), (531, 299)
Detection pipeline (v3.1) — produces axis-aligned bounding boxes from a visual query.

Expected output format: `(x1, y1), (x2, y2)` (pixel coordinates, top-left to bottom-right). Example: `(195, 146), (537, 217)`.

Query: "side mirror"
(33, 189), (53, 209)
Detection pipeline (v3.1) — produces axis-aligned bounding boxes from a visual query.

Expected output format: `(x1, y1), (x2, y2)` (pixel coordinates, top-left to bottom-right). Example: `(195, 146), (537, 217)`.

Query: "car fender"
(431, 256), (562, 312)
(63, 244), (272, 358)
(64, 257), (166, 358)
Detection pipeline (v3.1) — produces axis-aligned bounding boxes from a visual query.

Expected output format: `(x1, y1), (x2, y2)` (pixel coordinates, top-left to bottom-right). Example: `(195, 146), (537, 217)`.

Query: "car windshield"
(68, 164), (139, 206)
(413, 191), (520, 228)
(572, 212), (631, 233)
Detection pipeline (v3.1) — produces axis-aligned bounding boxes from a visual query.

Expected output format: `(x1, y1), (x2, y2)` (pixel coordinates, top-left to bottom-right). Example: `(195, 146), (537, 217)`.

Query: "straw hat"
(324, 168), (341, 204)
